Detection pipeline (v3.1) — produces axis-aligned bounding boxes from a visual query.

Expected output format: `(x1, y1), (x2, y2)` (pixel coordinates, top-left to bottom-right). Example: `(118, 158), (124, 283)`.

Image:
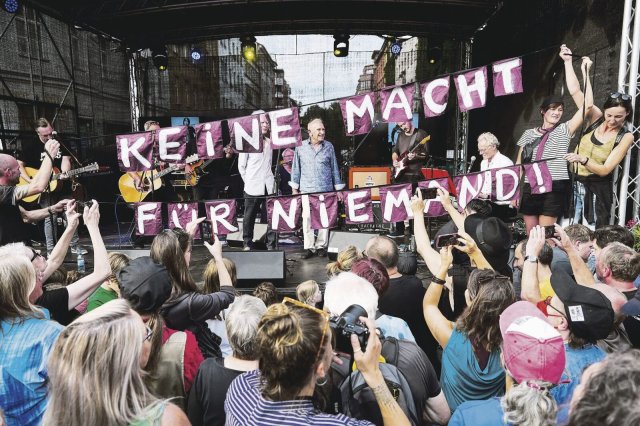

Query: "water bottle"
(77, 248), (85, 273)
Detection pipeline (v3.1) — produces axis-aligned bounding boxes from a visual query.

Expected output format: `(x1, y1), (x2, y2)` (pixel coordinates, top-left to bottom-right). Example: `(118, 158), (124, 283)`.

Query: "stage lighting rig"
(241, 35), (257, 62)
(333, 34), (349, 57)
(2, 0), (20, 13)
(152, 46), (168, 71)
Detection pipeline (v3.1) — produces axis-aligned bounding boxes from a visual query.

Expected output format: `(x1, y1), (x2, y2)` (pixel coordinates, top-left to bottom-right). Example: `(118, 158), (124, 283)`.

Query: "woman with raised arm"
(515, 45), (594, 233)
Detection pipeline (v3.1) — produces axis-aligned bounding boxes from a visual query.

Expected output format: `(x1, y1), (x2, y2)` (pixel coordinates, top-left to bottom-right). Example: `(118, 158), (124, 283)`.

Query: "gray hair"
(323, 272), (378, 319)
(478, 132), (500, 147)
(600, 242), (640, 282)
(0, 242), (31, 260)
(501, 382), (557, 426)
(226, 295), (267, 360)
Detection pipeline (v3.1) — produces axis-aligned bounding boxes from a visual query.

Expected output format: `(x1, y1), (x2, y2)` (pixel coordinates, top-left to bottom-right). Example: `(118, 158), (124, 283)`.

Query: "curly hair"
(253, 281), (279, 306)
(256, 303), (329, 401)
(501, 382), (557, 426)
(456, 269), (515, 352)
(326, 245), (362, 277)
(568, 350), (640, 426)
(599, 242), (640, 282)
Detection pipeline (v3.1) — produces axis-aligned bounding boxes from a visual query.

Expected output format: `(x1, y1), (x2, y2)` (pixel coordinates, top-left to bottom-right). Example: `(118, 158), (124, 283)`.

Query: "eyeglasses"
(544, 297), (566, 319)
(29, 248), (43, 262)
(610, 92), (631, 101)
(282, 297), (331, 363)
(143, 325), (153, 343)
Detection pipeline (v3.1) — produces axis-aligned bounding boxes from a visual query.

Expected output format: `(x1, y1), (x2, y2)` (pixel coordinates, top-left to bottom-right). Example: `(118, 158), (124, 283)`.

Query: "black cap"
(464, 215), (512, 272)
(622, 291), (640, 316)
(550, 270), (614, 341)
(117, 256), (172, 314)
(540, 95), (565, 110)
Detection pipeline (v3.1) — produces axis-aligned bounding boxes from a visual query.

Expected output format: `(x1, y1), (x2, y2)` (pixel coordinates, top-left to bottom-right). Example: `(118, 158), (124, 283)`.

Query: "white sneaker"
(71, 247), (88, 255)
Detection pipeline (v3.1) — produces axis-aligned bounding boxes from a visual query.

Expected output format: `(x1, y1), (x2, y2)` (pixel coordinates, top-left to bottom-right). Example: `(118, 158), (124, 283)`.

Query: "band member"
(391, 119), (429, 236)
(477, 132), (516, 220)
(238, 111), (276, 250)
(290, 118), (344, 259)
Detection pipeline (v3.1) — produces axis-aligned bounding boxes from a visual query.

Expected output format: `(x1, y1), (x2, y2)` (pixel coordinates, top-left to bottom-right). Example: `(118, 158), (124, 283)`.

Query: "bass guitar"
(184, 144), (234, 186)
(118, 154), (199, 202)
(18, 162), (100, 203)
(393, 135), (430, 180)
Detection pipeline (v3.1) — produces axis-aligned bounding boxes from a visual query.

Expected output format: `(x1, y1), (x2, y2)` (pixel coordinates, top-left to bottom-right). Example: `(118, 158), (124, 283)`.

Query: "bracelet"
(431, 276), (446, 285)
(581, 157), (589, 166)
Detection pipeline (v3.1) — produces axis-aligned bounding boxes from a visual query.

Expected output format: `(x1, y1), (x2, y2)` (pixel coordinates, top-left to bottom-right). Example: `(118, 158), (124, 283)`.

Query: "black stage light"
(190, 47), (204, 64)
(241, 35), (257, 61)
(152, 46), (168, 71)
(333, 34), (349, 57)
(390, 40), (402, 57)
(2, 0), (20, 13)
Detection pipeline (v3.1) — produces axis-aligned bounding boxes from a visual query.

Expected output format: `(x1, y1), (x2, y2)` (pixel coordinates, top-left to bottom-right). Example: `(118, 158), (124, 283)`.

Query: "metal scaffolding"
(453, 39), (472, 175)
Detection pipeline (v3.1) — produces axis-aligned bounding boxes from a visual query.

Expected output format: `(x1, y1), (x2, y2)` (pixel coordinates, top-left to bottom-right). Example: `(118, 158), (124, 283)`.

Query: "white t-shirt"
(480, 151), (514, 197)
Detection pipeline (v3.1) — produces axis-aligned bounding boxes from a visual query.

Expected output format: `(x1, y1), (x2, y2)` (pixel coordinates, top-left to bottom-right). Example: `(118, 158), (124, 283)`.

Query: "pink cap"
(500, 301), (566, 384)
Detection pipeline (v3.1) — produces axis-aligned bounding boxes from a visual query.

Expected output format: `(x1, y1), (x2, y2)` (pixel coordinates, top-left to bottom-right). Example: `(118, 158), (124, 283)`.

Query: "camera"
(75, 200), (93, 209)
(419, 187), (438, 200)
(435, 233), (460, 248)
(329, 304), (370, 355)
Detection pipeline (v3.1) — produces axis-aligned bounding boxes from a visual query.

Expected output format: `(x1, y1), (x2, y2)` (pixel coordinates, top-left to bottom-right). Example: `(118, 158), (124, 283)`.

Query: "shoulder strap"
(380, 337), (400, 365)
(582, 116), (604, 136)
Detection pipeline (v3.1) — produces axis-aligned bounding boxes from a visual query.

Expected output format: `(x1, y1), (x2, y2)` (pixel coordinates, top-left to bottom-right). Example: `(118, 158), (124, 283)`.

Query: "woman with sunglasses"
(224, 298), (411, 425)
(564, 91), (634, 228)
(423, 242), (516, 412)
(515, 45), (594, 233)
(43, 299), (190, 426)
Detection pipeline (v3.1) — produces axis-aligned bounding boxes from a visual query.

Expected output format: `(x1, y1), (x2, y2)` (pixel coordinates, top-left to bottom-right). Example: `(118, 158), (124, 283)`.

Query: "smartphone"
(435, 233), (460, 248)
(544, 225), (556, 239)
(75, 200), (94, 209)
(420, 187), (438, 200)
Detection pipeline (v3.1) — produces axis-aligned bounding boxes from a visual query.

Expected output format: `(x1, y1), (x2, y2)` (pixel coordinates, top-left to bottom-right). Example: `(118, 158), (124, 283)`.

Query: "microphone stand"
(352, 121), (380, 160)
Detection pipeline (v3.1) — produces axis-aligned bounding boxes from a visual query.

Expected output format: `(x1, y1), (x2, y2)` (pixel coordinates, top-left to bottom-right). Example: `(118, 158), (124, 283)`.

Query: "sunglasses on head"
(610, 92), (631, 101)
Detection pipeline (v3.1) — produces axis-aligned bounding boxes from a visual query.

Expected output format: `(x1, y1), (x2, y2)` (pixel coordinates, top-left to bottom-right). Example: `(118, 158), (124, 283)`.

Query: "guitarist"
(391, 120), (429, 236)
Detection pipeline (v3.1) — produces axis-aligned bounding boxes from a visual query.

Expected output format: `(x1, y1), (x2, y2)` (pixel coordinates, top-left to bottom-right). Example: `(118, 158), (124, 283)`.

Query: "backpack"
(328, 336), (433, 426)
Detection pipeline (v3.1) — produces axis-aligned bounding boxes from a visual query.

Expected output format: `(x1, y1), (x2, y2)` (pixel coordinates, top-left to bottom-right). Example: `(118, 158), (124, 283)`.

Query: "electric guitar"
(18, 162), (100, 203)
(393, 135), (431, 180)
(185, 144), (234, 186)
(118, 154), (199, 202)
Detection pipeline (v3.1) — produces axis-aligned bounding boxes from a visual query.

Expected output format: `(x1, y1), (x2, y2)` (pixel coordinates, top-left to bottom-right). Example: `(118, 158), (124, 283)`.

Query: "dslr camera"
(329, 304), (370, 355)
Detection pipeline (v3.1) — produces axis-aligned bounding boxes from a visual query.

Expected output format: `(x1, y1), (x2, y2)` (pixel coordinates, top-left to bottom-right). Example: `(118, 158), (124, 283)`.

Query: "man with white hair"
(477, 132), (513, 213)
(290, 118), (344, 259)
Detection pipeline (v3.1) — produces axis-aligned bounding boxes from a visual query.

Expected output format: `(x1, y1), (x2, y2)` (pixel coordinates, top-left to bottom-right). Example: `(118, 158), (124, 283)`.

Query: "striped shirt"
(517, 122), (571, 182)
(224, 370), (373, 425)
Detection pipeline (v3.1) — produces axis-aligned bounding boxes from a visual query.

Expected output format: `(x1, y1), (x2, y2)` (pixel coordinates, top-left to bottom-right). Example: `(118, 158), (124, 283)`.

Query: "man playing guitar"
(391, 119), (429, 236)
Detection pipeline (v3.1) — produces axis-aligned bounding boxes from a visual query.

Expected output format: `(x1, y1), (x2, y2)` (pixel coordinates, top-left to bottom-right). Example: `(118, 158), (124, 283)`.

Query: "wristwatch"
(524, 255), (538, 263)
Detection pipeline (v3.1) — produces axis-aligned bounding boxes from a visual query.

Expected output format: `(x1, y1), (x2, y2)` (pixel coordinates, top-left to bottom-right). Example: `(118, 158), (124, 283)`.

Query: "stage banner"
(493, 57), (524, 96)
(339, 93), (376, 136)
(454, 66), (488, 112)
(267, 196), (302, 232)
(227, 115), (263, 153)
(417, 178), (451, 216)
(168, 203), (201, 239)
(490, 165), (521, 202)
(454, 173), (483, 209)
(134, 202), (162, 235)
(380, 83), (415, 122)
(269, 107), (303, 149)
(343, 189), (374, 224)
(420, 77), (450, 118)
(157, 126), (188, 162)
(379, 183), (413, 223)
(524, 162), (553, 194)
(117, 131), (154, 171)
(308, 192), (339, 230)
(194, 121), (224, 159)
(204, 200), (239, 235)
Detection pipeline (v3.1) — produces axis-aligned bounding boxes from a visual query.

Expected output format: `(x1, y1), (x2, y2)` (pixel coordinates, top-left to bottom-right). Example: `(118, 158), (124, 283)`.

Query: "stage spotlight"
(427, 45), (442, 64)
(190, 47), (204, 64)
(241, 35), (257, 62)
(333, 34), (349, 57)
(390, 39), (402, 58)
(152, 47), (168, 71)
(2, 0), (20, 13)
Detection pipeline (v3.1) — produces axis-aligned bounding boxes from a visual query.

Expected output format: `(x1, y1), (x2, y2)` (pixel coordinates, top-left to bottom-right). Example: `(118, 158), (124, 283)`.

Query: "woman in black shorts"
(515, 45), (594, 233)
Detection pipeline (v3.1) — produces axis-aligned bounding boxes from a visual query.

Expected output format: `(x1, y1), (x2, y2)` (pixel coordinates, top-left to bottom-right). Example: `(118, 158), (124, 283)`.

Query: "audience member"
(296, 279), (321, 307)
(203, 257), (239, 357)
(86, 252), (131, 311)
(43, 299), (190, 425)
(252, 281), (279, 306)
(0, 254), (63, 426)
(550, 224), (594, 276)
(593, 224), (635, 252)
(567, 350), (640, 426)
(187, 296), (266, 426)
(118, 256), (204, 408)
(424, 244), (515, 411)
(515, 234), (554, 304)
(326, 245), (363, 277)
(450, 301), (566, 426)
(224, 298), (412, 425)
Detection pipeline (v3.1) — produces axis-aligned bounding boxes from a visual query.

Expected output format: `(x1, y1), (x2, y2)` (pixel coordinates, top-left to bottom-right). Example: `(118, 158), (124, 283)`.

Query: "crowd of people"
(1, 44), (640, 426)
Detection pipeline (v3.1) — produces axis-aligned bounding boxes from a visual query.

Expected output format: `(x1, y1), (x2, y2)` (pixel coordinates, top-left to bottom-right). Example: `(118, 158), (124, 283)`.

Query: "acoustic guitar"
(18, 162), (99, 203)
(185, 144), (234, 186)
(118, 154), (199, 202)
(393, 135), (430, 180)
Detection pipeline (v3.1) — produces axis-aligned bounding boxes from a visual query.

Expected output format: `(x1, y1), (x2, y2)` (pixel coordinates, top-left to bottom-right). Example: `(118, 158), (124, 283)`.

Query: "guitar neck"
(152, 164), (181, 179)
(52, 164), (96, 180)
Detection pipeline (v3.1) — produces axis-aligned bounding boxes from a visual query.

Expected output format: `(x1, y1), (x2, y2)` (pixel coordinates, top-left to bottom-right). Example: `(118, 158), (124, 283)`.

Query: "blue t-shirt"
(449, 398), (506, 426)
(440, 328), (505, 411)
(551, 343), (605, 424)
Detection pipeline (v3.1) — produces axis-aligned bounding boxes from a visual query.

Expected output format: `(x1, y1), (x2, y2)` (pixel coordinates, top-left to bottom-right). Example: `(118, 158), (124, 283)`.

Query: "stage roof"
(26, 0), (502, 47)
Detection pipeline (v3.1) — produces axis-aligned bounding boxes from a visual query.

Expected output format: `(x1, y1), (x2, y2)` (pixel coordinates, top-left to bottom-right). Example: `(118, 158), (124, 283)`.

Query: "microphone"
(466, 156), (477, 173)
(372, 120), (380, 127)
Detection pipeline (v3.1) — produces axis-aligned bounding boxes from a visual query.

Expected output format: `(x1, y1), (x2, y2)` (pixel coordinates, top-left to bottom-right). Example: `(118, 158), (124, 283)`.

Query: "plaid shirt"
(289, 139), (345, 193)
(0, 310), (63, 426)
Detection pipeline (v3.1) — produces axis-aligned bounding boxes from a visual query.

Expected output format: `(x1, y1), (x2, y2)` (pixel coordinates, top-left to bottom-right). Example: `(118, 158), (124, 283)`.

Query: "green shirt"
(86, 286), (118, 312)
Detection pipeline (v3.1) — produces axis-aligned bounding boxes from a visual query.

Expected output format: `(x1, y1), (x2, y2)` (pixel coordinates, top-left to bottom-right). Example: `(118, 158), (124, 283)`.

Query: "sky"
(256, 35), (383, 109)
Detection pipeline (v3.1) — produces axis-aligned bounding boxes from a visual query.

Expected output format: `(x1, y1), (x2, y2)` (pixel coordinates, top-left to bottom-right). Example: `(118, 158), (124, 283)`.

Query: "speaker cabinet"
(223, 250), (285, 287)
(327, 230), (380, 261)
(348, 167), (391, 201)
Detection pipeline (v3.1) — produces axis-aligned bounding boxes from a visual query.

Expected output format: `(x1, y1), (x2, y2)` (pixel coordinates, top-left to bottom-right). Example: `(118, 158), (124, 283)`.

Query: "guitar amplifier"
(348, 167), (391, 201)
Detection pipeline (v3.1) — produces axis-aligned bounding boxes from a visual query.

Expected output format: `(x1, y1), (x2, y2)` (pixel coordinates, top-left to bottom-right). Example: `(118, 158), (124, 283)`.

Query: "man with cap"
(118, 256), (204, 408)
(449, 301), (566, 425)
(547, 269), (612, 418)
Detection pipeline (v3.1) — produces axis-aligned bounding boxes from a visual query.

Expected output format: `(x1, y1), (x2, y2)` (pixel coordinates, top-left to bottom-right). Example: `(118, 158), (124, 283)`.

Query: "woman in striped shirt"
(515, 45), (594, 233)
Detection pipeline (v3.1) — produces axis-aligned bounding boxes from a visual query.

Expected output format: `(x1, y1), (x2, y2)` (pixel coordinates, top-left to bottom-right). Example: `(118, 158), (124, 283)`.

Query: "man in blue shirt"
(290, 118), (344, 259)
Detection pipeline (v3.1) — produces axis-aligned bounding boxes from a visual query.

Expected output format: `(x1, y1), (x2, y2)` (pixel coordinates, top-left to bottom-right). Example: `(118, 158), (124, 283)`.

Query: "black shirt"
(0, 185), (27, 245)
(36, 287), (78, 326)
(392, 128), (429, 178)
(187, 357), (245, 426)
(623, 290), (640, 349)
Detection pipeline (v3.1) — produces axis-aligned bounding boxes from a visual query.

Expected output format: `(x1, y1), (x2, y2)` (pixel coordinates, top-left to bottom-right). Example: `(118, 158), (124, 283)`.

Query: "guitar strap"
(406, 131), (419, 154)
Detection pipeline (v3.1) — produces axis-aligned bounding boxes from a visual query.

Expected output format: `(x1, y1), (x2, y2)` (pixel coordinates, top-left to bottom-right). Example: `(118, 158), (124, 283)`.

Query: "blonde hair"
(0, 254), (40, 321)
(108, 252), (131, 280)
(478, 132), (500, 147)
(43, 299), (163, 426)
(296, 280), (319, 305)
(202, 257), (237, 293)
(326, 245), (362, 277)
